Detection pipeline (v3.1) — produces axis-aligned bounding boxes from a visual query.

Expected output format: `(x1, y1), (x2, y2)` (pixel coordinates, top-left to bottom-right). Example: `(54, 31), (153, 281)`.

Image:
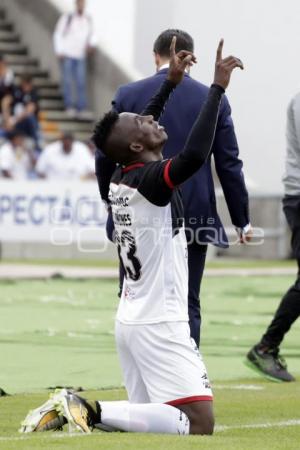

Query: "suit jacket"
(95, 68), (249, 248)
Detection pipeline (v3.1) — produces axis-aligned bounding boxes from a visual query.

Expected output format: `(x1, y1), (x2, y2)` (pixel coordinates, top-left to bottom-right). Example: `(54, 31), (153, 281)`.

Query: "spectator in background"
(0, 54), (14, 89)
(53, 0), (96, 118)
(0, 130), (34, 179)
(36, 132), (94, 180)
(0, 54), (14, 131)
(2, 74), (40, 150)
(246, 93), (300, 382)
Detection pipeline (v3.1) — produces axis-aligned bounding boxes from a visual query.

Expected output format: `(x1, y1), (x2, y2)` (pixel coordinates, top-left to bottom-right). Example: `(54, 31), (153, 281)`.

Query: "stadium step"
(43, 130), (92, 142)
(0, 41), (27, 54)
(0, 31), (20, 43)
(37, 88), (62, 100)
(55, 121), (93, 132)
(0, 5), (95, 143)
(12, 67), (49, 78)
(0, 22), (13, 32)
(15, 77), (59, 88)
(41, 110), (94, 123)
(0, 17), (14, 28)
(39, 99), (65, 111)
(4, 55), (39, 66)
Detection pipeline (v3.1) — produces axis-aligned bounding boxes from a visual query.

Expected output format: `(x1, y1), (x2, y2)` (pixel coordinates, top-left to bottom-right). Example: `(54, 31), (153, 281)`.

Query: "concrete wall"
(0, 195), (290, 261)
(134, 0), (300, 195)
(216, 194), (290, 259)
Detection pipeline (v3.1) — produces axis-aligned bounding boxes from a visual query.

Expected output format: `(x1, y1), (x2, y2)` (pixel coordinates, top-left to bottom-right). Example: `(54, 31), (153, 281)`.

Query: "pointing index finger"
(216, 38), (224, 62)
(170, 36), (176, 57)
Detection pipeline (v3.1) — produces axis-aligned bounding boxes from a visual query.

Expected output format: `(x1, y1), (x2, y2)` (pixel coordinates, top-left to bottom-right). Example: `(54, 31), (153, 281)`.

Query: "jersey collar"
(122, 163), (145, 173)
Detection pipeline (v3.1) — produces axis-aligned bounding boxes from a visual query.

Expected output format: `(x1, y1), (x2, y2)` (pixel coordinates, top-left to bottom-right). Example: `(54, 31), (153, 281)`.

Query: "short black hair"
(92, 110), (119, 153)
(61, 131), (74, 140)
(7, 130), (26, 141)
(153, 29), (194, 57)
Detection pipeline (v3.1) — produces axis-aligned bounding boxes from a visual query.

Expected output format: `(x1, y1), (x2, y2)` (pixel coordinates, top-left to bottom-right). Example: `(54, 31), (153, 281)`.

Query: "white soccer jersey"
(109, 160), (189, 325)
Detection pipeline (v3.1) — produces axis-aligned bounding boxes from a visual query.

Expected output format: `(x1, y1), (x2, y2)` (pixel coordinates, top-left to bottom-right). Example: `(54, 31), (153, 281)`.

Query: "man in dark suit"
(96, 29), (251, 347)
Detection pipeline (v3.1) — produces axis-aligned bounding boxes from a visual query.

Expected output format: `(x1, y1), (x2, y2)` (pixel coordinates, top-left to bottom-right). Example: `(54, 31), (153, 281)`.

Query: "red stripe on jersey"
(122, 163), (145, 173)
(163, 159), (175, 189)
(166, 395), (213, 406)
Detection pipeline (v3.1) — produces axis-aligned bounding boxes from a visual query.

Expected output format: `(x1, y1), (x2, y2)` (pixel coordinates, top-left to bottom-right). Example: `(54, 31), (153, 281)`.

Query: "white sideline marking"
(0, 433), (88, 442)
(213, 384), (264, 391)
(1, 420), (300, 441)
(39, 294), (85, 306)
(215, 419), (300, 432)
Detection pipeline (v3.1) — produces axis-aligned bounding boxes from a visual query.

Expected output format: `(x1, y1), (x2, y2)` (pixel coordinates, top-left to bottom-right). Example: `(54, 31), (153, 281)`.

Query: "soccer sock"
(97, 401), (190, 434)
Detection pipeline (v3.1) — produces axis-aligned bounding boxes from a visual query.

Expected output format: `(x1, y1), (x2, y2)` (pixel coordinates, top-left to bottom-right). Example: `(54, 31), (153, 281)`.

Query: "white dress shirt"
(36, 140), (95, 180)
(53, 12), (97, 60)
(283, 92), (300, 195)
(0, 142), (30, 179)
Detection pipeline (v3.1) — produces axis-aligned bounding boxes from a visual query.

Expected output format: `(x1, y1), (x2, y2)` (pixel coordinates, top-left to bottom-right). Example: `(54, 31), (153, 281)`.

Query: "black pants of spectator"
(15, 115), (40, 151)
(261, 195), (300, 349)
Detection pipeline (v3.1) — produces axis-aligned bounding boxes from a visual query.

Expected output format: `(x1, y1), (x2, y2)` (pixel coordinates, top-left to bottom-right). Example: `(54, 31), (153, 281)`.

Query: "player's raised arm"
(165, 39), (244, 187)
(167, 35), (197, 84)
(213, 39), (243, 89)
(141, 36), (197, 119)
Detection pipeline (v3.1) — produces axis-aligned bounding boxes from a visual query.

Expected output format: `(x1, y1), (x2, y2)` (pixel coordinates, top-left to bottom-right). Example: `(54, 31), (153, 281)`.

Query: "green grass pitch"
(0, 275), (300, 449)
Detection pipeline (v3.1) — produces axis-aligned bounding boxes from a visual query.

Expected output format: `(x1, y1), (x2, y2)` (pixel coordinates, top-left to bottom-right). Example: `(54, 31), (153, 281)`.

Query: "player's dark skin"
(105, 37), (243, 435)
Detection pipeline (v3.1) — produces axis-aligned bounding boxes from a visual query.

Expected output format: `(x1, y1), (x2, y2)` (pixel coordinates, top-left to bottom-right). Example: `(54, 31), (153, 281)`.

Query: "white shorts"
(115, 320), (213, 406)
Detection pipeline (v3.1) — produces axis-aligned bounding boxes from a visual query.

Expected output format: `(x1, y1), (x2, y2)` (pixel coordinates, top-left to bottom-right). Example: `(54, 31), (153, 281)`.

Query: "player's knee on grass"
(178, 401), (214, 435)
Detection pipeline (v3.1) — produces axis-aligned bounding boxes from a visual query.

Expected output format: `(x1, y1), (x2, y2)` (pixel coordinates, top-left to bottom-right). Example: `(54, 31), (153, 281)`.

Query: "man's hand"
(87, 45), (95, 56)
(167, 36), (197, 85)
(236, 224), (253, 244)
(214, 39), (243, 90)
(241, 226), (253, 244)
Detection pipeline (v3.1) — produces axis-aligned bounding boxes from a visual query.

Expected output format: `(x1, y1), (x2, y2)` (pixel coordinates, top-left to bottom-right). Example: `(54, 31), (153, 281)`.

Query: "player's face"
(76, 0), (85, 14)
(136, 115), (168, 149)
(118, 113), (167, 153)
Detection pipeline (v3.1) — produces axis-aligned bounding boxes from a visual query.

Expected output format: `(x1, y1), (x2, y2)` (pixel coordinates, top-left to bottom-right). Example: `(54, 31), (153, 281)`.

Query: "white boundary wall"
(0, 181), (108, 251)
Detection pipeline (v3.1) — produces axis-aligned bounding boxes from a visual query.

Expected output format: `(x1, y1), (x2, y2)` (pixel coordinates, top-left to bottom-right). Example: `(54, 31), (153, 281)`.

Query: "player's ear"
(130, 142), (144, 153)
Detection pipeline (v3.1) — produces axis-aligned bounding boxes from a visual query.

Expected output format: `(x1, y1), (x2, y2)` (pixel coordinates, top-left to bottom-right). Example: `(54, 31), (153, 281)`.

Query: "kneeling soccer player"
(20, 37), (243, 436)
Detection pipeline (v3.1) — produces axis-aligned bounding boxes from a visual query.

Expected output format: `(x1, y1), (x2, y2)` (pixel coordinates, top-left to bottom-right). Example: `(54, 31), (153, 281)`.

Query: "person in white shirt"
(0, 55), (14, 87)
(36, 132), (95, 180)
(0, 54), (14, 126)
(0, 131), (32, 179)
(53, 0), (97, 117)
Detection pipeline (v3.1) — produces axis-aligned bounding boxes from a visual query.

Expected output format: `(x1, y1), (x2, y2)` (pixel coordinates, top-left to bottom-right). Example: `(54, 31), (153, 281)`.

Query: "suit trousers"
(186, 236), (208, 347)
(261, 196), (300, 348)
